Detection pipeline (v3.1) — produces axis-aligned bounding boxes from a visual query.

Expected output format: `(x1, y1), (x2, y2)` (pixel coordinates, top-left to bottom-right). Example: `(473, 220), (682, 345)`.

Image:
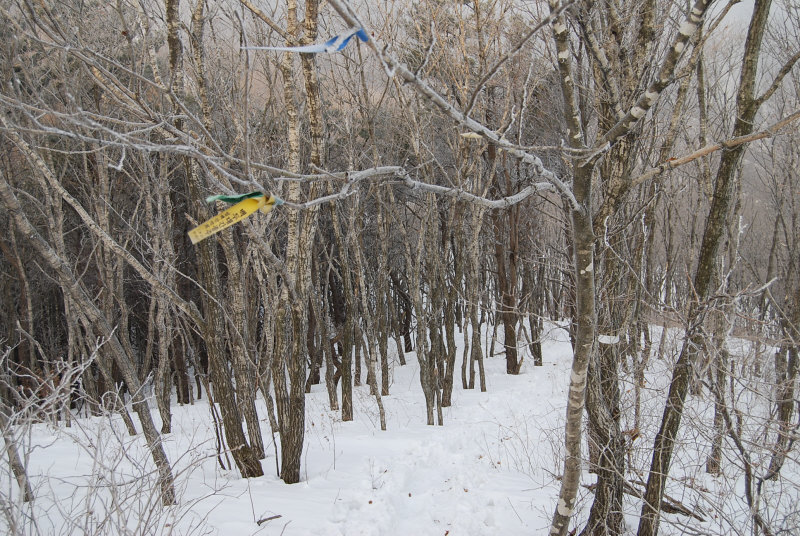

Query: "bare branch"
(238, 0), (292, 43)
(326, 0), (580, 213)
(575, 13), (625, 121)
(276, 166), (555, 211)
(630, 109), (800, 188)
(600, 0), (713, 146)
(464, 0), (576, 117)
(754, 49), (800, 108)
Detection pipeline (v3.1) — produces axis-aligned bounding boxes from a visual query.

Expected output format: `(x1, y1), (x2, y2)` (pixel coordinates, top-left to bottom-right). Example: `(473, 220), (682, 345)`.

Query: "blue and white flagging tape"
(242, 27), (369, 54)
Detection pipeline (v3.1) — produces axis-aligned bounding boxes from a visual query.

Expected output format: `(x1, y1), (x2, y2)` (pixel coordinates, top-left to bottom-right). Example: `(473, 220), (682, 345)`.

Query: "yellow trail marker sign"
(188, 194), (280, 244)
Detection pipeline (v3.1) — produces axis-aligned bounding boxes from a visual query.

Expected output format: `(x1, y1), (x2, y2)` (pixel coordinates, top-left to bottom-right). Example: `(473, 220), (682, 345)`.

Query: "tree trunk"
(465, 207), (487, 391)
(330, 202), (354, 421)
(545, 2), (601, 533)
(493, 203), (521, 375)
(550, 164), (596, 536)
(581, 340), (624, 536)
(352, 215), (387, 430)
(765, 338), (798, 478)
(0, 396), (34, 503)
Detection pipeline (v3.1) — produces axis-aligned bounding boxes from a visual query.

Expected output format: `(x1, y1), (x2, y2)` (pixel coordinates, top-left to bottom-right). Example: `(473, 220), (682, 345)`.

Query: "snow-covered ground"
(3, 322), (798, 535)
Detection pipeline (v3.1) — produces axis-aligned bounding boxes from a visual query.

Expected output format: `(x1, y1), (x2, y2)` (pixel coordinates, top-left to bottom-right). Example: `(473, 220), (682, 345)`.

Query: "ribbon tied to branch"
(188, 191), (283, 244)
(242, 27), (369, 54)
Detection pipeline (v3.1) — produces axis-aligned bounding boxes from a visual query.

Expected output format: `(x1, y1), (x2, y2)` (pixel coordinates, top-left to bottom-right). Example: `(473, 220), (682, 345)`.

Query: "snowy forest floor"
(4, 321), (799, 535)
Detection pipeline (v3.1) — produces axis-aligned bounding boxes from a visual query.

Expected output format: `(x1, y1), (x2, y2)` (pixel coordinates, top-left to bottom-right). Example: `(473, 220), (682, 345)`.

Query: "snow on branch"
(277, 166), (556, 211)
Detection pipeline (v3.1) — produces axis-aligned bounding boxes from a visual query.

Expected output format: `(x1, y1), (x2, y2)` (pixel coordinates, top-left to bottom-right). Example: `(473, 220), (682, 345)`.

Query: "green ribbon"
(206, 191), (268, 204)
